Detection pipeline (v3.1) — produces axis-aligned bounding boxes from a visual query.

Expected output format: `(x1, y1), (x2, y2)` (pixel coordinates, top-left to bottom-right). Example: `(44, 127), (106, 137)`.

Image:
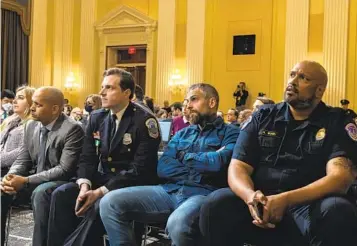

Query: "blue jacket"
(158, 116), (240, 197)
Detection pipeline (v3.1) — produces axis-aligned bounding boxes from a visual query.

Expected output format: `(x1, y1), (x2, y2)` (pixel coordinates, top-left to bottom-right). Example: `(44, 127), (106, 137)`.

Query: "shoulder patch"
(145, 118), (159, 139)
(345, 123), (357, 142)
(240, 115), (252, 130)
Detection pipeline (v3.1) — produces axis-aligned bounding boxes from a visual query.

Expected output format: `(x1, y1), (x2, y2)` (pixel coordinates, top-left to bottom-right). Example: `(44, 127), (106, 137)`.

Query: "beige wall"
(28, 0), (357, 111)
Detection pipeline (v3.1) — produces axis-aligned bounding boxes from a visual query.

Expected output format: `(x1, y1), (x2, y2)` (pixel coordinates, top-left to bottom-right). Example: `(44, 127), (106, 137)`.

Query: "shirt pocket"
(258, 135), (281, 164)
(206, 139), (221, 151)
(305, 140), (324, 155)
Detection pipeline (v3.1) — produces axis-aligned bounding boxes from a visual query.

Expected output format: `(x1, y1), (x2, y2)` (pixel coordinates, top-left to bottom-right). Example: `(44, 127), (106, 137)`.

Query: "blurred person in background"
(0, 89), (15, 124)
(1, 86), (35, 175)
(252, 96), (275, 112)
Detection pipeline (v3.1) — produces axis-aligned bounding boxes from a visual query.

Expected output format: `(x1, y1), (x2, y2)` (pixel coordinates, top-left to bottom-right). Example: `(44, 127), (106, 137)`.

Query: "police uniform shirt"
(232, 102), (357, 195)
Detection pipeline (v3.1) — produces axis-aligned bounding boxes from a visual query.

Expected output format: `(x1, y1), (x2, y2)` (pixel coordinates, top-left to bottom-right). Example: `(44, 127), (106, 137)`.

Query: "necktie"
(110, 114), (117, 143)
(37, 126), (50, 172)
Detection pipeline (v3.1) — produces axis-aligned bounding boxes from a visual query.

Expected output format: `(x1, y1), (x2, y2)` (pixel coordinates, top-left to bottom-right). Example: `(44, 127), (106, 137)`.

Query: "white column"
(284, 0), (309, 87)
(30, 0), (48, 87)
(79, 0), (97, 104)
(322, 0), (349, 106)
(155, 0), (176, 105)
(186, 0), (205, 86)
(53, 0), (74, 90)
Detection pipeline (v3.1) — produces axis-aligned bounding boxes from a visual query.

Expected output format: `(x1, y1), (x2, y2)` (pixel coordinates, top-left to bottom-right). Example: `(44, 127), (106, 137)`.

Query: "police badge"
(123, 133), (132, 145)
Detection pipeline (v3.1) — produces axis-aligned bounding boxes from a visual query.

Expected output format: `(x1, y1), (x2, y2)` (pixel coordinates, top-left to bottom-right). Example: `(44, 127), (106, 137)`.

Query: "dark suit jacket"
(77, 102), (161, 191)
(8, 114), (85, 185)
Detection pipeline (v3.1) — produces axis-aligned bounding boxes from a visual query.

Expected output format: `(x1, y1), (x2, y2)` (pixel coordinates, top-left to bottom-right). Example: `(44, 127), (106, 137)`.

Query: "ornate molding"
(1, 0), (32, 35)
(95, 5), (157, 97)
(95, 5), (156, 31)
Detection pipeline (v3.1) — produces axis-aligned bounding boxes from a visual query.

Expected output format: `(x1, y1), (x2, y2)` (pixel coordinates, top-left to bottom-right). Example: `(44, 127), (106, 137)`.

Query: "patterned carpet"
(6, 207), (170, 246)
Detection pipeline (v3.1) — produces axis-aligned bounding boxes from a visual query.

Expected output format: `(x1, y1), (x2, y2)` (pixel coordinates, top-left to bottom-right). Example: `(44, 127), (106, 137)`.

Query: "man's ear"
(208, 97), (217, 109)
(52, 105), (60, 115)
(316, 85), (326, 99)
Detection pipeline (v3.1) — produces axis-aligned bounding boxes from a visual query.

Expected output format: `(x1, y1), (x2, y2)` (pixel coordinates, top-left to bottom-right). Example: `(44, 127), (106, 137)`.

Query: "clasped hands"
(0, 174), (28, 195)
(246, 190), (289, 229)
(75, 184), (104, 217)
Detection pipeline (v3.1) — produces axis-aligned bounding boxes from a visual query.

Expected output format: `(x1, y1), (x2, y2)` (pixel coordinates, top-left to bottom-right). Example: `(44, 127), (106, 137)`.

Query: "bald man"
(0, 87), (84, 246)
(199, 61), (357, 246)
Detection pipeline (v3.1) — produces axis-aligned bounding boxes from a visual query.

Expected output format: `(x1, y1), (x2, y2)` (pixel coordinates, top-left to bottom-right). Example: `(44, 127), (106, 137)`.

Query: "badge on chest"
(123, 133), (132, 145)
(315, 128), (326, 141)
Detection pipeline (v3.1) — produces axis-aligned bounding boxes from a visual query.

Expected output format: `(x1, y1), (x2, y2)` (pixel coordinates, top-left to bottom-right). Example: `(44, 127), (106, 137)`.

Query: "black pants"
(44, 182), (144, 246)
(199, 188), (357, 246)
(1, 181), (66, 246)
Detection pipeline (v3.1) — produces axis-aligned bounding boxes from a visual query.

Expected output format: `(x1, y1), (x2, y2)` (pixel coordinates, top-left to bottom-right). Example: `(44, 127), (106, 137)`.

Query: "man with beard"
(199, 61), (357, 246)
(99, 83), (240, 246)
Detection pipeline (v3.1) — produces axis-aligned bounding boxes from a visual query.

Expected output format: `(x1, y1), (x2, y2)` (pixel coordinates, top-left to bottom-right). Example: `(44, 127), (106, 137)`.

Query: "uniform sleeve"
(328, 116), (357, 165)
(104, 117), (161, 191)
(182, 126), (240, 173)
(157, 129), (190, 181)
(232, 112), (261, 168)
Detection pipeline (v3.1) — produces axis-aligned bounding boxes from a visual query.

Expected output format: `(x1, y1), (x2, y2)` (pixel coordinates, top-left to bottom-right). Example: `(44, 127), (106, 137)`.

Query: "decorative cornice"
(95, 5), (156, 31)
(1, 0), (32, 35)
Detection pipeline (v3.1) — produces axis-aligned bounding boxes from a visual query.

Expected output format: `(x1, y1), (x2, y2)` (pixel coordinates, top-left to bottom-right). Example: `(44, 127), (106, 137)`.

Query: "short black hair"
(229, 108), (239, 117)
(1, 89), (15, 99)
(188, 83), (219, 109)
(171, 102), (183, 111)
(144, 96), (154, 112)
(135, 85), (144, 101)
(341, 99), (350, 105)
(103, 68), (136, 100)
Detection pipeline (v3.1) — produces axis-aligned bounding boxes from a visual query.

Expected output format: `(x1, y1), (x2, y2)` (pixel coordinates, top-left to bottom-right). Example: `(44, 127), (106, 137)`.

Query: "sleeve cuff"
(100, 186), (109, 195)
(77, 178), (92, 189)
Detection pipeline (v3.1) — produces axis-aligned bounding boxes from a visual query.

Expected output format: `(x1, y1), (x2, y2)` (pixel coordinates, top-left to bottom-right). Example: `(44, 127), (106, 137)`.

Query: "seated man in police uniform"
(340, 99), (357, 121)
(37, 68), (161, 246)
(199, 61), (357, 246)
(99, 83), (240, 246)
(0, 87), (84, 246)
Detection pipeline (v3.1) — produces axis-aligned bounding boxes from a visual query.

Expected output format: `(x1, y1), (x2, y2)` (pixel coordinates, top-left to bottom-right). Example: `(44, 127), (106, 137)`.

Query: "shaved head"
(297, 60), (328, 88)
(285, 60), (329, 111)
(36, 87), (64, 109)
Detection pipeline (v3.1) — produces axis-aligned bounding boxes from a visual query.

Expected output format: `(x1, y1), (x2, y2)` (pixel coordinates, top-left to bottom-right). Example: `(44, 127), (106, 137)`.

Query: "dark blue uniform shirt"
(158, 116), (240, 198)
(233, 102), (357, 195)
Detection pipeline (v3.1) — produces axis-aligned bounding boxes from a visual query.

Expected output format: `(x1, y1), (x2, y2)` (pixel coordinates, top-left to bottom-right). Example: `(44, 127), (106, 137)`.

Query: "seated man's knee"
(100, 190), (127, 219)
(320, 196), (357, 224)
(166, 211), (191, 242)
(200, 188), (240, 217)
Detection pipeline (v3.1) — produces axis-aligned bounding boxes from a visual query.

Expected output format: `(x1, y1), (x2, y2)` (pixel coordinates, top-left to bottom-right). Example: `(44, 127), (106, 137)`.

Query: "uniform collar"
(274, 101), (327, 128)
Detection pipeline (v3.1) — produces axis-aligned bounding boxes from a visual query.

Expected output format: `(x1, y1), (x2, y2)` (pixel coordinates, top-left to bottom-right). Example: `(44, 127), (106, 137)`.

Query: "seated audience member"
(64, 104), (73, 117)
(252, 96), (275, 112)
(70, 107), (85, 130)
(143, 96), (154, 112)
(157, 108), (168, 119)
(340, 99), (357, 119)
(43, 68), (161, 246)
(162, 100), (172, 114)
(226, 108), (239, 126)
(83, 94), (102, 128)
(0, 87), (84, 246)
(199, 61), (357, 246)
(172, 99), (190, 135)
(84, 94), (102, 114)
(0, 89), (15, 124)
(1, 86), (35, 174)
(171, 102), (183, 117)
(217, 110), (224, 119)
(99, 83), (240, 246)
(237, 109), (252, 126)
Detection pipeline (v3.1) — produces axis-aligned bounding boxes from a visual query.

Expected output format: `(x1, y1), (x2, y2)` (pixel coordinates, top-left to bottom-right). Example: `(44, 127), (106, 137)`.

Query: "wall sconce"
(168, 69), (187, 94)
(64, 72), (79, 91)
